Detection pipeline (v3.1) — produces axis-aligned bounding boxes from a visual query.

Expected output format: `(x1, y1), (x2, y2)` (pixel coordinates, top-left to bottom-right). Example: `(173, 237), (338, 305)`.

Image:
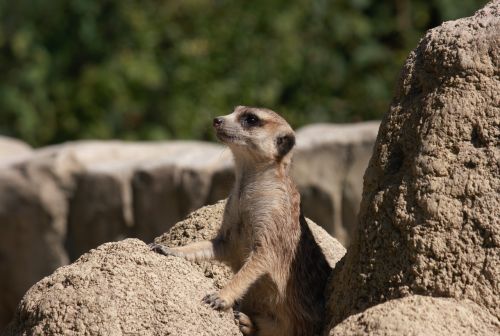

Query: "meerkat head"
(213, 106), (296, 163)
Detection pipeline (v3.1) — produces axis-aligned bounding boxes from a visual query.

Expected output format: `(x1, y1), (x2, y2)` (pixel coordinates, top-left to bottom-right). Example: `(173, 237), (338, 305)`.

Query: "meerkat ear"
(276, 133), (296, 158)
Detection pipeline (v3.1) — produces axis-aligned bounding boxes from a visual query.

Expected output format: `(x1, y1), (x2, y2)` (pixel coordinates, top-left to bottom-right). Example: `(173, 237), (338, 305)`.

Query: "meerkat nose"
(213, 117), (224, 128)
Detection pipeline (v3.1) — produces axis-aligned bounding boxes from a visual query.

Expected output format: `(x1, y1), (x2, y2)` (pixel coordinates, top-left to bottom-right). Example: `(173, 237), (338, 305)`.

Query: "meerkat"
(150, 106), (330, 336)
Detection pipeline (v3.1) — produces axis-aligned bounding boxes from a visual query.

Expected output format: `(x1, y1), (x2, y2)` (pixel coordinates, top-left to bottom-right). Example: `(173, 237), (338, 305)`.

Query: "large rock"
(293, 122), (379, 245)
(330, 295), (500, 336)
(327, 1), (500, 328)
(5, 202), (345, 335)
(3, 239), (240, 336)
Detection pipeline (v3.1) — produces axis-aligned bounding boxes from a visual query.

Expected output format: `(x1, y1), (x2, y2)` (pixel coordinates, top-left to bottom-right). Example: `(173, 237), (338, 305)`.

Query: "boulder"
(327, 1), (500, 328)
(293, 122), (379, 245)
(153, 201), (234, 289)
(3, 239), (240, 336)
(329, 295), (500, 336)
(5, 202), (345, 335)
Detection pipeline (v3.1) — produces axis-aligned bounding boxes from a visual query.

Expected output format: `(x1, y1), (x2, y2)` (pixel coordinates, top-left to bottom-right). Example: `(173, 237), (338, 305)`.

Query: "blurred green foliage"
(0, 0), (486, 146)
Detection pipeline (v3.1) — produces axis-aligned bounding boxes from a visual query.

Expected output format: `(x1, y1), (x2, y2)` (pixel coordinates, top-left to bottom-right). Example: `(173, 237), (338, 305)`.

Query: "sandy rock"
(327, 1), (500, 328)
(0, 136), (32, 161)
(329, 295), (500, 336)
(4, 239), (240, 336)
(306, 217), (347, 270)
(293, 122), (379, 246)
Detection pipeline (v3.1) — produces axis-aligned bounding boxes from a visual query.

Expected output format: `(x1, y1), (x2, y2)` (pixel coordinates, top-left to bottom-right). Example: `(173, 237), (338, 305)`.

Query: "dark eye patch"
(276, 134), (295, 159)
(240, 112), (263, 128)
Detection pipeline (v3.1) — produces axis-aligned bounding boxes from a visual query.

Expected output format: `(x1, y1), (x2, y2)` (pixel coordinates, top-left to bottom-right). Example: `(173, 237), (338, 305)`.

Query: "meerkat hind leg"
(234, 311), (256, 335)
(253, 315), (283, 336)
(235, 312), (282, 336)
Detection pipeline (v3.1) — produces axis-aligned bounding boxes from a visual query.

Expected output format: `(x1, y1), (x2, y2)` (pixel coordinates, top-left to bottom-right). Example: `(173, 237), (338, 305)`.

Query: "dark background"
(0, 0), (486, 147)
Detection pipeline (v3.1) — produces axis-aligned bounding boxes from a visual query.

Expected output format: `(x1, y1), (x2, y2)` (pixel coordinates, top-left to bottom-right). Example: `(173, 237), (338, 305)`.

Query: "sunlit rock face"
(326, 0), (500, 330)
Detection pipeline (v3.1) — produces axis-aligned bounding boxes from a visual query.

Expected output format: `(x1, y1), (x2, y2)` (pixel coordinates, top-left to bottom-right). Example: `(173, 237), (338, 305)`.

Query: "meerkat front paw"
(202, 292), (233, 311)
(148, 243), (181, 257)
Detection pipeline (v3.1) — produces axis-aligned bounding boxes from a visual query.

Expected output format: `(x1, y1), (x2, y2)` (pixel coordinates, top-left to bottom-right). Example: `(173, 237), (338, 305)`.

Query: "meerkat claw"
(149, 243), (177, 257)
(203, 293), (229, 310)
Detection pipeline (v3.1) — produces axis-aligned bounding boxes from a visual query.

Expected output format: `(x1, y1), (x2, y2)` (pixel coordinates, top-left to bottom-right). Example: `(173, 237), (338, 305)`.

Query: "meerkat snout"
(213, 117), (224, 128)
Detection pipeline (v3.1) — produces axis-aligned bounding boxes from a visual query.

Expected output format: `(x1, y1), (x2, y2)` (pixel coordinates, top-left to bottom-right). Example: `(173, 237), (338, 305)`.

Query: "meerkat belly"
(223, 217), (254, 271)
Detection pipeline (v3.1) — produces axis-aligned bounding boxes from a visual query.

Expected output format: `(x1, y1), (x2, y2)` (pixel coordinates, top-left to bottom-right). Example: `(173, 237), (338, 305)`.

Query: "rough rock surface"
(327, 1), (500, 328)
(5, 202), (344, 335)
(3, 239), (240, 336)
(293, 122), (379, 245)
(330, 295), (500, 336)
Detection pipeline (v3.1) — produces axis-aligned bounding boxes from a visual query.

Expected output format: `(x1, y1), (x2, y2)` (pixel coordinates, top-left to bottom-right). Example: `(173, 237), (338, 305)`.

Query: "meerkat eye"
(241, 113), (261, 128)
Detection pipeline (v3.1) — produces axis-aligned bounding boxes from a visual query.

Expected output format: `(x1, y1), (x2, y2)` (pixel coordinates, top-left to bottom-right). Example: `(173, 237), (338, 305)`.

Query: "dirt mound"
(327, 0), (500, 327)
(330, 295), (500, 336)
(4, 239), (240, 336)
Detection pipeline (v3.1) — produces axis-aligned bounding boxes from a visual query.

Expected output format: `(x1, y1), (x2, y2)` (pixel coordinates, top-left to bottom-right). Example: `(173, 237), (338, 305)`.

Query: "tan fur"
(151, 106), (330, 336)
